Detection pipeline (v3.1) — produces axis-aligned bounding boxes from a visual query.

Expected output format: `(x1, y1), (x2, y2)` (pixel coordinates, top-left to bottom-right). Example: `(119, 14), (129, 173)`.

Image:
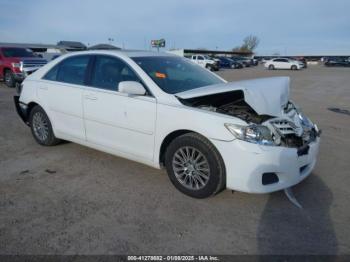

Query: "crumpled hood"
(176, 77), (290, 117)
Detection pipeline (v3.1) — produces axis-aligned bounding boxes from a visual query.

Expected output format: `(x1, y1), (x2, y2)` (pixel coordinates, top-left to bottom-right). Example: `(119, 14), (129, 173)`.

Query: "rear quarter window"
(43, 65), (59, 81)
(42, 55), (90, 85)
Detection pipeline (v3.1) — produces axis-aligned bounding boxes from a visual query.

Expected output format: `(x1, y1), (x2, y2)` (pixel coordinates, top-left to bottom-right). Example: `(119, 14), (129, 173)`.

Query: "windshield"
(132, 56), (224, 94)
(2, 48), (35, 58)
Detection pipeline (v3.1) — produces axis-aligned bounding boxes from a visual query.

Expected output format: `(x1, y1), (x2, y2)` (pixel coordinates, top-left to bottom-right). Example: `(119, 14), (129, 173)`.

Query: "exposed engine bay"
(178, 90), (320, 148)
(179, 90), (272, 123)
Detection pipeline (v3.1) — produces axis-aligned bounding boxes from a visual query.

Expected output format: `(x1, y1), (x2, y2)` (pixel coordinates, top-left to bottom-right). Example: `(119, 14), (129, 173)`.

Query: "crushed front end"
(177, 80), (321, 193)
(214, 101), (321, 193)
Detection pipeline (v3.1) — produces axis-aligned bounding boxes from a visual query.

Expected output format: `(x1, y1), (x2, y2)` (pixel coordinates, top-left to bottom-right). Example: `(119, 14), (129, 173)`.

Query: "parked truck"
(0, 47), (47, 87)
(190, 55), (219, 71)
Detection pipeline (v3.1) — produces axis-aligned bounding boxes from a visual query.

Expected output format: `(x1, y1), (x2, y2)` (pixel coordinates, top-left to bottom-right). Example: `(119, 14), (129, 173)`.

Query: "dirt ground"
(0, 65), (349, 255)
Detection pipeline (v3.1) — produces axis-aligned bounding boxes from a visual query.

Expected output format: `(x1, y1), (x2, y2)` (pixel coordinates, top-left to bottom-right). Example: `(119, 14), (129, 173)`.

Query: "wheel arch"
(3, 67), (12, 75)
(159, 129), (194, 166)
(27, 101), (39, 115)
(26, 102), (54, 128)
(161, 130), (227, 197)
(158, 129), (225, 170)
(18, 101), (39, 124)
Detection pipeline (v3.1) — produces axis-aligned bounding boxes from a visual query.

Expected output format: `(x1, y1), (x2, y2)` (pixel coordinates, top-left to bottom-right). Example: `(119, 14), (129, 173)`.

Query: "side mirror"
(118, 81), (146, 96)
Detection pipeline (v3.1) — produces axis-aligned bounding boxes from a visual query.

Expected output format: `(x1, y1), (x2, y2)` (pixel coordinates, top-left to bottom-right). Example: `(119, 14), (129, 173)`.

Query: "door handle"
(84, 94), (98, 100)
(39, 86), (48, 90)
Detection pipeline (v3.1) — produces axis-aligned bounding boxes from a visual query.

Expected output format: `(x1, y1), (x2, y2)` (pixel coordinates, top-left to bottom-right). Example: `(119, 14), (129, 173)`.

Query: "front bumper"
(211, 137), (320, 193)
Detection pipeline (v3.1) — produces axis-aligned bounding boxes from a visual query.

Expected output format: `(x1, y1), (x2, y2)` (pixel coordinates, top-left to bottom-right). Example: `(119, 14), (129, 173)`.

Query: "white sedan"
(14, 50), (321, 198)
(265, 58), (304, 70)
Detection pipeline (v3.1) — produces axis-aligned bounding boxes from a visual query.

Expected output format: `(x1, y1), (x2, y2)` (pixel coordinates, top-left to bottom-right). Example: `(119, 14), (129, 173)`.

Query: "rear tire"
(164, 133), (226, 198)
(4, 70), (15, 88)
(29, 105), (61, 146)
(268, 64), (275, 70)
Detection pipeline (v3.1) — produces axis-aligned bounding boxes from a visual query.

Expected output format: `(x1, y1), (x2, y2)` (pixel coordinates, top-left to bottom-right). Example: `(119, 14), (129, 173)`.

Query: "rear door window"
(56, 56), (90, 85)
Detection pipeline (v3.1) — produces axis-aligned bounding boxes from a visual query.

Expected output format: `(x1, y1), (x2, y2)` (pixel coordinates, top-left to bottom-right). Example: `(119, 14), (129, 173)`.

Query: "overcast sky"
(1, 0), (349, 55)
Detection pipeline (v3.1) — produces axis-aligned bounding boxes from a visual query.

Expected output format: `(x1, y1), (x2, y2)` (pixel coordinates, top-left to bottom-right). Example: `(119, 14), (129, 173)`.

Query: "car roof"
(60, 49), (176, 58)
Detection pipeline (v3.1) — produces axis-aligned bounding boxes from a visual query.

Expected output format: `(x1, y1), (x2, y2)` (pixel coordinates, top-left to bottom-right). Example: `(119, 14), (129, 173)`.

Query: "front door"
(83, 55), (156, 161)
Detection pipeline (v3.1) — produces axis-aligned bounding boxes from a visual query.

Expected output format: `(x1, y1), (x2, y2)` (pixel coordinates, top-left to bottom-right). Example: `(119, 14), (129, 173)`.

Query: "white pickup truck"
(190, 55), (219, 71)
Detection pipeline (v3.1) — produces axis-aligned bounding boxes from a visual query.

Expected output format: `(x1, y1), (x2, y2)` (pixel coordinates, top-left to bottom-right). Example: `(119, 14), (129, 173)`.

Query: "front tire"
(29, 105), (61, 146)
(4, 70), (15, 88)
(165, 133), (226, 198)
(291, 65), (298, 70)
(205, 64), (214, 71)
(268, 64), (275, 70)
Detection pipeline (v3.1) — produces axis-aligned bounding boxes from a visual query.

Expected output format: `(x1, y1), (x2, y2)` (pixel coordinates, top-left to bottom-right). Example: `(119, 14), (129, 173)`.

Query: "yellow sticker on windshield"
(155, 72), (166, 79)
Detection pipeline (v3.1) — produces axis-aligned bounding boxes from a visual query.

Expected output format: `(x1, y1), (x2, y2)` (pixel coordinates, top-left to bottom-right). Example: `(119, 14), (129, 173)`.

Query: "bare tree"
(242, 35), (260, 51)
(232, 35), (260, 53)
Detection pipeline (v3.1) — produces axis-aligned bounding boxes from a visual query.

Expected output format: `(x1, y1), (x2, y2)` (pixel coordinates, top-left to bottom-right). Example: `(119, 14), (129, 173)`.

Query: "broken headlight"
(297, 111), (314, 130)
(225, 123), (275, 146)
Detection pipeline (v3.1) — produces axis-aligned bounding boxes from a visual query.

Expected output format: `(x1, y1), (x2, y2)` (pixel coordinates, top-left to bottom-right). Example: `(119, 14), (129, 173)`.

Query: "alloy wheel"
(32, 112), (49, 142)
(172, 146), (210, 190)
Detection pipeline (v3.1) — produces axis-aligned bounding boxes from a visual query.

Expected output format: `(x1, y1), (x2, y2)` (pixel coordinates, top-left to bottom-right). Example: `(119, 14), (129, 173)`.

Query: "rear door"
(280, 58), (290, 69)
(273, 59), (283, 68)
(83, 55), (156, 160)
(39, 55), (91, 140)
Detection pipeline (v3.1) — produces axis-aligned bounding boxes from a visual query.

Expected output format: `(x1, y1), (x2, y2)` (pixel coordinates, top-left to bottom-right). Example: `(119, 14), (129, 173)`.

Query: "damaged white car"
(14, 51), (321, 198)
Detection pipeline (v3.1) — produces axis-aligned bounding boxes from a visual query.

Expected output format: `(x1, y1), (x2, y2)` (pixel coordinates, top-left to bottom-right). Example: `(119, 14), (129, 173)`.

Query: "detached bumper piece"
(14, 96), (29, 125)
(284, 187), (303, 209)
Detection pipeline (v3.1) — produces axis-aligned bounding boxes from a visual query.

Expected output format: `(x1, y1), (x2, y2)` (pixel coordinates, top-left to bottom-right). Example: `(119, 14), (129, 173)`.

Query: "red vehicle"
(0, 47), (47, 87)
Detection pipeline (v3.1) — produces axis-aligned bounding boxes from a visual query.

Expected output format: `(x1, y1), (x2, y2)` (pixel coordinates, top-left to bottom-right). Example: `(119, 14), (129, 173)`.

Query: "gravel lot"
(0, 65), (349, 255)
